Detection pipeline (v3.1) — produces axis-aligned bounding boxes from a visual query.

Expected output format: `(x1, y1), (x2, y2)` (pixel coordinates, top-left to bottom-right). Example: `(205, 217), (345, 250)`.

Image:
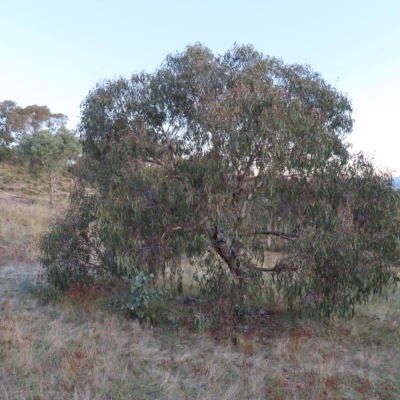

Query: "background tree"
(1, 101), (21, 145)
(1, 100), (69, 161)
(19, 129), (81, 208)
(19, 105), (68, 135)
(0, 100), (68, 142)
(0, 101), (23, 159)
(40, 44), (400, 319)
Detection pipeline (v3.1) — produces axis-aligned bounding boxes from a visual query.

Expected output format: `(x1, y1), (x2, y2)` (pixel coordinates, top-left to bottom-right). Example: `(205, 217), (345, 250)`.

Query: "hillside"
(0, 162), (71, 266)
(1, 161), (400, 399)
(0, 162), (72, 206)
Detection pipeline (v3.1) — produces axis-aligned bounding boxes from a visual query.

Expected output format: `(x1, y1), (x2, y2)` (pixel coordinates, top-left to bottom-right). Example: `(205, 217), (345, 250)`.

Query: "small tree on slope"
(19, 129), (81, 208)
(40, 44), (400, 319)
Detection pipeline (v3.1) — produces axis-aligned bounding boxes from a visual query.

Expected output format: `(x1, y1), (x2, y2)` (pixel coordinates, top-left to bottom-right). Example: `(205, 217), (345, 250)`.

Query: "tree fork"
(211, 229), (248, 296)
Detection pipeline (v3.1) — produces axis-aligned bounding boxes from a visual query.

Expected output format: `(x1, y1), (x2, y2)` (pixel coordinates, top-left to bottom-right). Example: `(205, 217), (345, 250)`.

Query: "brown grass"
(0, 202), (57, 266)
(0, 162), (70, 266)
(1, 281), (400, 399)
(0, 161), (72, 207)
(1, 161), (400, 399)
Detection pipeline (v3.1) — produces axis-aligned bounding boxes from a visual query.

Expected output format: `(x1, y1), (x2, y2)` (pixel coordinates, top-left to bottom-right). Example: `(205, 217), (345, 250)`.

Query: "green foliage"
(0, 146), (17, 162)
(40, 44), (400, 320)
(192, 312), (214, 331)
(122, 269), (167, 321)
(1, 99), (69, 160)
(18, 129), (81, 207)
(273, 155), (400, 319)
(0, 100), (68, 141)
(18, 129), (81, 176)
(18, 278), (63, 304)
(0, 100), (21, 149)
(40, 190), (109, 290)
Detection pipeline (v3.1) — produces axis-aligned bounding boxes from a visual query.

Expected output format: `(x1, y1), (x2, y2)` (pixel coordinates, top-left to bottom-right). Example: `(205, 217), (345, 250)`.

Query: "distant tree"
(0, 100), (69, 143)
(0, 101), (23, 158)
(40, 44), (400, 319)
(0, 100), (69, 161)
(19, 129), (81, 208)
(19, 105), (68, 135)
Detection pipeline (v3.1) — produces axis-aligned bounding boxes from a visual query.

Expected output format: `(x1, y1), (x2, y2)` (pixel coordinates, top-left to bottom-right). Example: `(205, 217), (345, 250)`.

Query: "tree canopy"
(19, 129), (81, 207)
(0, 100), (68, 145)
(0, 101), (21, 147)
(40, 44), (400, 319)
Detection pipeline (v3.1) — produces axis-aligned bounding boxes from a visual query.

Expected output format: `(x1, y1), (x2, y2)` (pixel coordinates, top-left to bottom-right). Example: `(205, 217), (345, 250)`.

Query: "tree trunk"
(211, 230), (247, 297)
(49, 175), (55, 208)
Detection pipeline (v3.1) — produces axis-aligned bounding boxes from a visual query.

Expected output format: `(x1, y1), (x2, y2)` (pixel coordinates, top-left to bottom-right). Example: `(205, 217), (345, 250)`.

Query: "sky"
(1, 0), (399, 173)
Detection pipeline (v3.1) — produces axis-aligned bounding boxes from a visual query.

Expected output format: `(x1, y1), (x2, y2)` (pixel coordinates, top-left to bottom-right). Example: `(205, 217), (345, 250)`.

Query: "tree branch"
(250, 265), (280, 272)
(142, 157), (167, 168)
(249, 262), (298, 273)
(260, 230), (298, 241)
(160, 216), (209, 245)
(142, 157), (183, 181)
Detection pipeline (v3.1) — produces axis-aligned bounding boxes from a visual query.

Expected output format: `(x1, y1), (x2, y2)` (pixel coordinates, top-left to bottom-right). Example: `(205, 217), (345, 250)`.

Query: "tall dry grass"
(1, 162), (400, 399)
(0, 202), (57, 266)
(1, 281), (400, 399)
(0, 161), (70, 266)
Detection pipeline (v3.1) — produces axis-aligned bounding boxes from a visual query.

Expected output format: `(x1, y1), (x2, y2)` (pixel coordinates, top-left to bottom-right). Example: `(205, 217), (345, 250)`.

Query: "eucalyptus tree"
(19, 128), (81, 207)
(0, 100), (20, 147)
(1, 100), (70, 160)
(40, 44), (400, 319)
(0, 100), (68, 143)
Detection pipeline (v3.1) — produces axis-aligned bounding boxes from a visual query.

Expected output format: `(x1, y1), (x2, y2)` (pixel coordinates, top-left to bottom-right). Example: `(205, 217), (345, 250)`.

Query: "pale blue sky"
(1, 0), (399, 172)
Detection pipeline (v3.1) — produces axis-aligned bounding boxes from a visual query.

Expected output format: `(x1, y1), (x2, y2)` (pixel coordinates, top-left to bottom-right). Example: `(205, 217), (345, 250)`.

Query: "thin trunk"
(49, 175), (55, 208)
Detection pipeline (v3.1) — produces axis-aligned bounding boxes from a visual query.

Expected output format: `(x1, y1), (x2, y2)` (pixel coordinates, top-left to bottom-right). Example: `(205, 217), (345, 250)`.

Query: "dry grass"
(1, 279), (400, 399)
(0, 162), (70, 266)
(0, 202), (57, 266)
(0, 161), (72, 207)
(1, 162), (400, 399)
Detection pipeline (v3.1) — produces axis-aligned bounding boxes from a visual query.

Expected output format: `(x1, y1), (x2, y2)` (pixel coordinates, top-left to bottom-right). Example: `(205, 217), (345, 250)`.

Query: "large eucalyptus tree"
(40, 44), (400, 319)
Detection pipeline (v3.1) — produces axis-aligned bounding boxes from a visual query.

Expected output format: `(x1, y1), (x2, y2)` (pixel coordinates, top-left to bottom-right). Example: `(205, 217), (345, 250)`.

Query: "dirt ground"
(0, 189), (35, 205)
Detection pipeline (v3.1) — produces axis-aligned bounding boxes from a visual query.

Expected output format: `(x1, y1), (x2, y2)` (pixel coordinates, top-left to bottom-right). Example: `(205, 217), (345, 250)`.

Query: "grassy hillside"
(0, 162), (71, 266)
(1, 161), (400, 399)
